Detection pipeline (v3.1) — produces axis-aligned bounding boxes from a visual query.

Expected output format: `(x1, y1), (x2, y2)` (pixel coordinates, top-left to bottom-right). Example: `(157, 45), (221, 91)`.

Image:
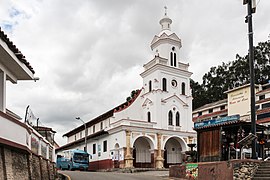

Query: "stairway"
(253, 161), (270, 180)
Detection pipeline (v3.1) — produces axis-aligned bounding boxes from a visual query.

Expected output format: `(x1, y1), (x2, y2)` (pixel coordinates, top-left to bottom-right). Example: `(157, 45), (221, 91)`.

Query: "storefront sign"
(194, 115), (240, 128)
(186, 163), (198, 179)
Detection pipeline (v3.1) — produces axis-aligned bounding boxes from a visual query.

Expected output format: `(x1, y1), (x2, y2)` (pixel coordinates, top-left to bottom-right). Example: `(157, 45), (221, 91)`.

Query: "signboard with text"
(194, 115), (240, 129)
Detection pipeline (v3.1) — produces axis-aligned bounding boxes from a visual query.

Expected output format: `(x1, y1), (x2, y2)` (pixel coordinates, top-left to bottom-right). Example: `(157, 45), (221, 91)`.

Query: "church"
(56, 9), (196, 170)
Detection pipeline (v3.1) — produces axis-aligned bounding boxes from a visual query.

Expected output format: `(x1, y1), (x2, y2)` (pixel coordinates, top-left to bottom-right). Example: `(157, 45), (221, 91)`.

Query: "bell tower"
(140, 7), (193, 132)
(150, 6), (182, 68)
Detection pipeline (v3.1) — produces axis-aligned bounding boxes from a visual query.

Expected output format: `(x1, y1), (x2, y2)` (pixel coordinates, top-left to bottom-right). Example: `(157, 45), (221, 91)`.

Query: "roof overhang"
(0, 39), (34, 83)
(0, 29), (35, 83)
(56, 130), (108, 152)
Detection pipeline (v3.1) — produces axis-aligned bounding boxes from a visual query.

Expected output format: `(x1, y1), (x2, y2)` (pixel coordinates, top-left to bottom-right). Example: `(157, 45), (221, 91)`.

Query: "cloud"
(2, 0), (270, 145)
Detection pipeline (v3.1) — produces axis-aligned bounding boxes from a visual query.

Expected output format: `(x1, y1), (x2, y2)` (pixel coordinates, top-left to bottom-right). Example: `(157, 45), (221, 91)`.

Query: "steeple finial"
(159, 6), (172, 31)
(164, 6), (167, 16)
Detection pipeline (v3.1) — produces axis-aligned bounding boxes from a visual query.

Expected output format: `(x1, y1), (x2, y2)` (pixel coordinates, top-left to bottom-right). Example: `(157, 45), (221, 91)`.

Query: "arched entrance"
(132, 136), (154, 168)
(113, 143), (120, 168)
(164, 137), (185, 168)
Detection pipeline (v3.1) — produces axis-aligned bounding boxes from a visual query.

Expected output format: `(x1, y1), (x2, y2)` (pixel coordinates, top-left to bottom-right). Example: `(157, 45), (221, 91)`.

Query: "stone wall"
(30, 154), (42, 180)
(169, 159), (261, 180)
(232, 159), (260, 180)
(0, 147), (6, 180)
(0, 145), (56, 180)
(11, 149), (29, 180)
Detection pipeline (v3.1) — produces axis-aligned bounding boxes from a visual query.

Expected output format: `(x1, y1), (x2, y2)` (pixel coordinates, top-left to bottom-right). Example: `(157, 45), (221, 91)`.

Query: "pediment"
(150, 35), (159, 45)
(168, 33), (181, 41)
(150, 32), (181, 48)
(161, 95), (188, 107)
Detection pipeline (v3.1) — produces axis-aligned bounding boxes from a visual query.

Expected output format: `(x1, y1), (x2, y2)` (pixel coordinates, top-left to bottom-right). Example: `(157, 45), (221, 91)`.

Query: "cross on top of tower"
(164, 6), (168, 16)
(159, 6), (172, 31)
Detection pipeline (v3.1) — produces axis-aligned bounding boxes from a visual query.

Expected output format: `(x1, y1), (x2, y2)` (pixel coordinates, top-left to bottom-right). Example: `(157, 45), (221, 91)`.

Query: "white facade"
(59, 11), (196, 169)
(0, 28), (55, 161)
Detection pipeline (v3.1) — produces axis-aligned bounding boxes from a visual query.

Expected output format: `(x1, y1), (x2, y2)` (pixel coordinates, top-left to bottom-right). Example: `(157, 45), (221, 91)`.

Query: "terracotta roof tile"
(193, 109), (228, 122)
(256, 88), (270, 95)
(193, 99), (227, 112)
(257, 107), (270, 115)
(256, 97), (270, 104)
(257, 117), (270, 124)
(0, 27), (35, 74)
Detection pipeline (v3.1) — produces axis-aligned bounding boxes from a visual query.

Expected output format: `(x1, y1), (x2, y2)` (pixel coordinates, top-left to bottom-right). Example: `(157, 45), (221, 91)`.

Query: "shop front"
(195, 115), (266, 162)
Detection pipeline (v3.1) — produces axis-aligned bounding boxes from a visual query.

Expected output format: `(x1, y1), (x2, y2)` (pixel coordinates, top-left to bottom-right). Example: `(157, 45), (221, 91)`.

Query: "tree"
(192, 39), (270, 110)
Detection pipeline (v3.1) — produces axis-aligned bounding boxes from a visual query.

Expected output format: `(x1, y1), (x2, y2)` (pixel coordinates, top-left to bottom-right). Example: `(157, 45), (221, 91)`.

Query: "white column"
(52, 147), (56, 162)
(0, 71), (6, 112)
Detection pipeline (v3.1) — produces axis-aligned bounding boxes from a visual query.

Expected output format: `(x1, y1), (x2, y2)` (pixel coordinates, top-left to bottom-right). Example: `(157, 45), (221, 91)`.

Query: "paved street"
(59, 170), (174, 180)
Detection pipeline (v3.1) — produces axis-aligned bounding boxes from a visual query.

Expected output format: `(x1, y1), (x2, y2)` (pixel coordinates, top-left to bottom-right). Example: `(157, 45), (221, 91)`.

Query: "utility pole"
(76, 117), (88, 152)
(244, 0), (256, 159)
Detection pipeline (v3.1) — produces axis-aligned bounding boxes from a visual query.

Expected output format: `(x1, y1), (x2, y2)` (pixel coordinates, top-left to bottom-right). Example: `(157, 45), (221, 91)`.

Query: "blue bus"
(56, 149), (89, 171)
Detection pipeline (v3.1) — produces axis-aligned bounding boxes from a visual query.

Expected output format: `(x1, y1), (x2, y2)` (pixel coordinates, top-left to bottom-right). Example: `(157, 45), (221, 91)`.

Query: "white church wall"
(152, 41), (180, 64)
(113, 93), (144, 123)
(87, 130), (126, 162)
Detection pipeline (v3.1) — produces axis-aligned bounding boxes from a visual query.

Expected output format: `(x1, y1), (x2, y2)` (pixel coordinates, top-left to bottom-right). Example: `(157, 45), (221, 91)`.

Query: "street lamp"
(243, 0), (257, 159)
(76, 117), (88, 152)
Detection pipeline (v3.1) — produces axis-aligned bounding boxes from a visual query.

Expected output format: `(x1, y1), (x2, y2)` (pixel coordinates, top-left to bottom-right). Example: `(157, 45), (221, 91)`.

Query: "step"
(259, 163), (270, 165)
(253, 177), (270, 180)
(257, 167), (270, 169)
(259, 166), (270, 168)
(256, 167), (270, 170)
(255, 170), (270, 174)
(259, 164), (270, 166)
(256, 169), (270, 172)
(254, 174), (270, 177)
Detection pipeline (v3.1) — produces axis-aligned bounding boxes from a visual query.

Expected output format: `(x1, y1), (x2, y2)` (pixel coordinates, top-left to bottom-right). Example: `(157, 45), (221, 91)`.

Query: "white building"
(57, 11), (196, 170)
(0, 27), (55, 162)
(193, 83), (270, 161)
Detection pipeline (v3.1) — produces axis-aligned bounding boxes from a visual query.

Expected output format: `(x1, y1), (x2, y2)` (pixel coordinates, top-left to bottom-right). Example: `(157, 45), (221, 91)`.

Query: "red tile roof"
(193, 109), (228, 122)
(257, 117), (270, 124)
(0, 27), (35, 74)
(256, 97), (270, 104)
(256, 88), (270, 95)
(63, 89), (142, 137)
(256, 107), (270, 115)
(57, 130), (108, 152)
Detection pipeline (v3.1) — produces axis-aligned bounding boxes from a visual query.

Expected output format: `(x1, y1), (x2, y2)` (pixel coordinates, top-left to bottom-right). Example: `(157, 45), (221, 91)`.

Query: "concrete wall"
(0, 111), (55, 162)
(0, 145), (56, 180)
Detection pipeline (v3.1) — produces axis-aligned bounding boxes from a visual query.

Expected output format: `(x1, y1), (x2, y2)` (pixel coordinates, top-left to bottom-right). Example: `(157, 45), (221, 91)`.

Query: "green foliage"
(192, 39), (270, 110)
(126, 89), (139, 102)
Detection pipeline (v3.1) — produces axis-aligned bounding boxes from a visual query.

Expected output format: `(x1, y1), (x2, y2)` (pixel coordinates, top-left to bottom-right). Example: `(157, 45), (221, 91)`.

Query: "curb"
(58, 172), (71, 180)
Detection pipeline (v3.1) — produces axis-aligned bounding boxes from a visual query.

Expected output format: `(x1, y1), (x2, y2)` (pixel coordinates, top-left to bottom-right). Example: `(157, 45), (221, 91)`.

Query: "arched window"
(162, 78), (167, 91)
(147, 112), (151, 122)
(181, 82), (186, 95)
(149, 80), (152, 92)
(174, 53), (177, 67)
(170, 52), (173, 66)
(176, 112), (180, 126)
(168, 111), (173, 125)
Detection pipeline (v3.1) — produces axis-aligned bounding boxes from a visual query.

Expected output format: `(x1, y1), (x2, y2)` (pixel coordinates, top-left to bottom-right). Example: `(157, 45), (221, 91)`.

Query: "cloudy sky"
(1, 0), (270, 145)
